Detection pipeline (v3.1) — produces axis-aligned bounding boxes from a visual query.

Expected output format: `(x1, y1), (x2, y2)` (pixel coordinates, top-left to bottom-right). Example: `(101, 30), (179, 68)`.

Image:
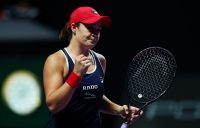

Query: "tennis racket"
(120, 46), (177, 128)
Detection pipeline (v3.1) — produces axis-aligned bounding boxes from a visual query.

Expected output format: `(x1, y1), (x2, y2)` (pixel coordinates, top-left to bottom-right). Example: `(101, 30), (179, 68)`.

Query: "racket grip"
(120, 122), (129, 128)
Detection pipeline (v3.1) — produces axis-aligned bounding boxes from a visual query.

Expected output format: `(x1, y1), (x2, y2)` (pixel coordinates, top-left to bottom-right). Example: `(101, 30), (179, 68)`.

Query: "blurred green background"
(0, 54), (49, 128)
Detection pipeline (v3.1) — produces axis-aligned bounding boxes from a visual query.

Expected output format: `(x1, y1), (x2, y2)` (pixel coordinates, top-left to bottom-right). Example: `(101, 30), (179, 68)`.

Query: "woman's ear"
(71, 23), (77, 33)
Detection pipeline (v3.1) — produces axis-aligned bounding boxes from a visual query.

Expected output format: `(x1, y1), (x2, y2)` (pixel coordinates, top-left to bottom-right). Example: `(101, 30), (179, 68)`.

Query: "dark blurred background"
(0, 0), (199, 128)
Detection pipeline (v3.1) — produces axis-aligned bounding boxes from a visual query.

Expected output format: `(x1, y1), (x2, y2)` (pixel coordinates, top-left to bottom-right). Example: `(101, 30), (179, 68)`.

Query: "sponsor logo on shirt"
(82, 85), (98, 90)
(83, 92), (96, 99)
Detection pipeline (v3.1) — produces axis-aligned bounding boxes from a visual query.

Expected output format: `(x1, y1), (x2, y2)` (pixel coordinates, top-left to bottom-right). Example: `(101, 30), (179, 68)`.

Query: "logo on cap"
(92, 9), (98, 14)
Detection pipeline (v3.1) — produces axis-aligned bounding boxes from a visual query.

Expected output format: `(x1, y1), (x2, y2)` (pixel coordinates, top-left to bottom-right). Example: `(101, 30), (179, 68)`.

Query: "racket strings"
(127, 47), (176, 103)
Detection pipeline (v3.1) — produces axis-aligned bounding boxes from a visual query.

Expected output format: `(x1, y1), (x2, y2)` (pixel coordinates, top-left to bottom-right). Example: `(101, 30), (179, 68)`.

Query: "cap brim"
(81, 16), (112, 27)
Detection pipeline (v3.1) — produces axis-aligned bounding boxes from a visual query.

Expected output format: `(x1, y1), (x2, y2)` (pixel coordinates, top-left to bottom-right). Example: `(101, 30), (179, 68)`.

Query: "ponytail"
(59, 22), (72, 42)
(59, 22), (80, 42)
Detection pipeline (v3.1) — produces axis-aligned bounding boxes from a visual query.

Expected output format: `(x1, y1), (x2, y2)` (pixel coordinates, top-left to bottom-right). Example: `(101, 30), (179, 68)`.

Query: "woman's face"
(74, 22), (102, 47)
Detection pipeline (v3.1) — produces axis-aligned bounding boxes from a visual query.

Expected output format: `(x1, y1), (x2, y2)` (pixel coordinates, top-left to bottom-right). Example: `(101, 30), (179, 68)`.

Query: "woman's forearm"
(99, 95), (123, 116)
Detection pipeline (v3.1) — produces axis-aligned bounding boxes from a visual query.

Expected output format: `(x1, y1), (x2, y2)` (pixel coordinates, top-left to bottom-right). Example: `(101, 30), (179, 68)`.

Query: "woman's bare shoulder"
(44, 50), (65, 69)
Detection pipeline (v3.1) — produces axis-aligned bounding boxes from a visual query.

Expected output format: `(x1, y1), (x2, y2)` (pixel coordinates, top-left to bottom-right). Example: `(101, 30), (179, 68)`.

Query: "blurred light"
(2, 70), (41, 116)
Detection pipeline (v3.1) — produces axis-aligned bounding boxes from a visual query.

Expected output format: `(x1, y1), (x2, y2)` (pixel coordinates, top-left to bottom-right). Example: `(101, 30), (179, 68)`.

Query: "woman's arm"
(96, 53), (123, 115)
(96, 52), (143, 122)
(43, 51), (92, 114)
(99, 95), (143, 123)
(43, 52), (75, 114)
(99, 95), (123, 116)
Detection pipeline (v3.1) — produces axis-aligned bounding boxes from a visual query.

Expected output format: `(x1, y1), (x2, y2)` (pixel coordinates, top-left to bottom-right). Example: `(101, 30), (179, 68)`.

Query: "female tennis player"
(43, 6), (143, 128)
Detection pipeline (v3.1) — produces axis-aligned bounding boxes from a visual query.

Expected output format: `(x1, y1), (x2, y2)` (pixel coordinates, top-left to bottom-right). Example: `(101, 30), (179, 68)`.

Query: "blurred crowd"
(0, 0), (39, 20)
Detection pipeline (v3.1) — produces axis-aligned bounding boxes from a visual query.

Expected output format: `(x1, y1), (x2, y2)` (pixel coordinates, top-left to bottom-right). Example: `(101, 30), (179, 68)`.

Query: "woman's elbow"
(46, 99), (59, 114)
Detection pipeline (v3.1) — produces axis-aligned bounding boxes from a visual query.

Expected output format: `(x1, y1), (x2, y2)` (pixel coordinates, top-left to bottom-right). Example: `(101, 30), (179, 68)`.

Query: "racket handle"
(120, 122), (129, 128)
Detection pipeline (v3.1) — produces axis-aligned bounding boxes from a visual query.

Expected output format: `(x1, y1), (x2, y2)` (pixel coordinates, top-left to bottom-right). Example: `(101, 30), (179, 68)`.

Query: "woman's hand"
(119, 105), (143, 124)
(73, 54), (92, 76)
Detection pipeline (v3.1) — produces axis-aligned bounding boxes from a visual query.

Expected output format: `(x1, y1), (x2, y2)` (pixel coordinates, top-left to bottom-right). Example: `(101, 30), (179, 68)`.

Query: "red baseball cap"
(67, 6), (112, 29)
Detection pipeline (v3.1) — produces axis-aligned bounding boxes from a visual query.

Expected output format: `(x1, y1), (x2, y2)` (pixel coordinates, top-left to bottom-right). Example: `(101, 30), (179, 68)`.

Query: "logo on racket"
(138, 94), (143, 98)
